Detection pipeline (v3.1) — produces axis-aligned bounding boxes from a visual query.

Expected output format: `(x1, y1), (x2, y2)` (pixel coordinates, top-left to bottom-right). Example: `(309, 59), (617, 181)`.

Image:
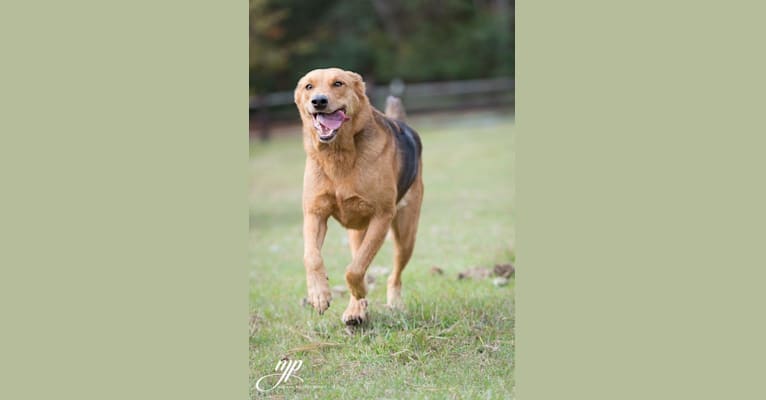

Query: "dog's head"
(294, 68), (369, 144)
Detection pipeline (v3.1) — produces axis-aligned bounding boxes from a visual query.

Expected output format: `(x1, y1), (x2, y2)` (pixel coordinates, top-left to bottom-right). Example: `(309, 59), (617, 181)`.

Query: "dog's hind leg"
(388, 178), (423, 310)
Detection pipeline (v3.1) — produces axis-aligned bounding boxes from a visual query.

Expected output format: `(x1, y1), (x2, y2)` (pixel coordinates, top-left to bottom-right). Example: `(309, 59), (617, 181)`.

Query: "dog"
(294, 68), (424, 325)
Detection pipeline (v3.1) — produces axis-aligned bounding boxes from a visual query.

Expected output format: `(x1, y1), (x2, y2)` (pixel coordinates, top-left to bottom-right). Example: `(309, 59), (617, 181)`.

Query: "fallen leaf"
(457, 266), (492, 280)
(493, 263), (515, 278)
(429, 266), (444, 275)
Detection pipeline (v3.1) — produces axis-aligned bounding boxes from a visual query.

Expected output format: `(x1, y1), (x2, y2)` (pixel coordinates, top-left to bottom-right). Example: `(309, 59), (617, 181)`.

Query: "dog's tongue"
(317, 110), (348, 130)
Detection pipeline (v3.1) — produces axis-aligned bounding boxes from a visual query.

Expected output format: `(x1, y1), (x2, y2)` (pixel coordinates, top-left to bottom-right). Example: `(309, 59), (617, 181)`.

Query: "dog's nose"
(311, 95), (328, 109)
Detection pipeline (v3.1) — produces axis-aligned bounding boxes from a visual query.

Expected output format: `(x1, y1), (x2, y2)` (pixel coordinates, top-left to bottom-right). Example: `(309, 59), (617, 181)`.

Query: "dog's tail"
(385, 96), (407, 121)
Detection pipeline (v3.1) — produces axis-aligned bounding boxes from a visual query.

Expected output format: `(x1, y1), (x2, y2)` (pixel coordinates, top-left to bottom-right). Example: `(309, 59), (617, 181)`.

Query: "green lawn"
(250, 111), (515, 399)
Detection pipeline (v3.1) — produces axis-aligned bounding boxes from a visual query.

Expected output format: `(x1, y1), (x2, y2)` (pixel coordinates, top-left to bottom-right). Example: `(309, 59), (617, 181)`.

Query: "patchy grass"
(250, 111), (515, 399)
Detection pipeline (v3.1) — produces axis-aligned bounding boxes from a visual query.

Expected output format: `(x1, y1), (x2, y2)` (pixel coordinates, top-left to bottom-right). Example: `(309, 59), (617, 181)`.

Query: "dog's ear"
(294, 77), (305, 106)
(347, 71), (368, 103)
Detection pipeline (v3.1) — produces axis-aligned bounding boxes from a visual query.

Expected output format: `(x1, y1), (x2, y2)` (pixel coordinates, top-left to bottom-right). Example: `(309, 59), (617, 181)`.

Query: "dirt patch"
(458, 262), (515, 282)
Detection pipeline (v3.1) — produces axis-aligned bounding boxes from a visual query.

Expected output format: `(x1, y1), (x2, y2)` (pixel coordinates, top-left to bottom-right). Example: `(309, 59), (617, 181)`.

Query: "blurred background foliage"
(249, 0), (514, 95)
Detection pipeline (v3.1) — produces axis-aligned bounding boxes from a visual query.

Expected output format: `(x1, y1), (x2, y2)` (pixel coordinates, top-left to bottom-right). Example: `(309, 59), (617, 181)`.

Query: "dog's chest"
(330, 190), (375, 229)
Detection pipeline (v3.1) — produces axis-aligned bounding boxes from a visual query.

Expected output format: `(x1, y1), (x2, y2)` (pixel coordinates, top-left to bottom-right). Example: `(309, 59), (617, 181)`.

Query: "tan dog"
(294, 68), (424, 325)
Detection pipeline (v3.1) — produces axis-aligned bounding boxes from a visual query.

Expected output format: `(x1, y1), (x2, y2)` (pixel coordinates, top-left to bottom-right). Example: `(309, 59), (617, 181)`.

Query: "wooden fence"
(249, 77), (514, 140)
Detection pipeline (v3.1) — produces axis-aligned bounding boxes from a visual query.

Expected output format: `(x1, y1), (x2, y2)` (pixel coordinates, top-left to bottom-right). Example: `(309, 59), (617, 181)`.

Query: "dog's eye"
(305, 83), (313, 90)
(333, 81), (343, 87)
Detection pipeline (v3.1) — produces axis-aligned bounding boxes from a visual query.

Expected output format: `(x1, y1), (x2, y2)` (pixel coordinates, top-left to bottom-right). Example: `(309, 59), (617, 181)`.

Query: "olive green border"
(0, 2), (247, 399)
(516, 1), (766, 399)
(3, 1), (765, 399)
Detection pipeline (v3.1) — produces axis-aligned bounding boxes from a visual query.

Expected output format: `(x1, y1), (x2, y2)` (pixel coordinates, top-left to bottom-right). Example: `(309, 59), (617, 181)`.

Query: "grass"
(250, 111), (515, 399)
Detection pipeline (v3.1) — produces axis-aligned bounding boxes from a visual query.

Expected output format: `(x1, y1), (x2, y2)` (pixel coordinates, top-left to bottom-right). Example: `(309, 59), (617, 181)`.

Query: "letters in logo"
(255, 359), (304, 393)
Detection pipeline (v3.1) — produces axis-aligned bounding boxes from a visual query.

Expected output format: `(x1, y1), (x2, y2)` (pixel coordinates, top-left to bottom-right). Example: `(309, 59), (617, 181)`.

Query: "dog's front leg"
(342, 214), (393, 325)
(303, 212), (331, 314)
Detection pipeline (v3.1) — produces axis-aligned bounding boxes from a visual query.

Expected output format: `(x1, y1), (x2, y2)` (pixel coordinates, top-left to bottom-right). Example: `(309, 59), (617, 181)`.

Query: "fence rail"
(249, 77), (514, 140)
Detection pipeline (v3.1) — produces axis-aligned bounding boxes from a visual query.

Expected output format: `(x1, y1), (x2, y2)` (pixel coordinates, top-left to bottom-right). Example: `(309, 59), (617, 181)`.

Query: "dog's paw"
(341, 297), (368, 326)
(386, 282), (405, 310)
(385, 297), (405, 311)
(306, 274), (332, 314)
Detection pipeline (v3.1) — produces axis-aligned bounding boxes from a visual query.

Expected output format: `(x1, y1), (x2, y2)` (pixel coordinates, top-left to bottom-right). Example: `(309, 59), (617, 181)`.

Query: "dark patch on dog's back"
(379, 115), (422, 202)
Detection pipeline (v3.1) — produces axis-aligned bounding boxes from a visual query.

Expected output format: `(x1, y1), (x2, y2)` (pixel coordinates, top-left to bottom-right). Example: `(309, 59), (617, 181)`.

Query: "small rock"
(493, 277), (509, 287)
(429, 266), (444, 275)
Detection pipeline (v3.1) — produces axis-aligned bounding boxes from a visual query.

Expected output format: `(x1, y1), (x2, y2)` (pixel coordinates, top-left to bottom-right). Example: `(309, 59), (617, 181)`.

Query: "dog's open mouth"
(312, 108), (349, 143)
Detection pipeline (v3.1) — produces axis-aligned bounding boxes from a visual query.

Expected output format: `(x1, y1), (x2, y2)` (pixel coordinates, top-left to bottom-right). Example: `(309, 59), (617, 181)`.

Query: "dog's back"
(380, 96), (421, 203)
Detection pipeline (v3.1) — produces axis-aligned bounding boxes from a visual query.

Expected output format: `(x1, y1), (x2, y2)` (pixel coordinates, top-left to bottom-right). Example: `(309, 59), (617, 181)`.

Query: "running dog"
(294, 68), (423, 325)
